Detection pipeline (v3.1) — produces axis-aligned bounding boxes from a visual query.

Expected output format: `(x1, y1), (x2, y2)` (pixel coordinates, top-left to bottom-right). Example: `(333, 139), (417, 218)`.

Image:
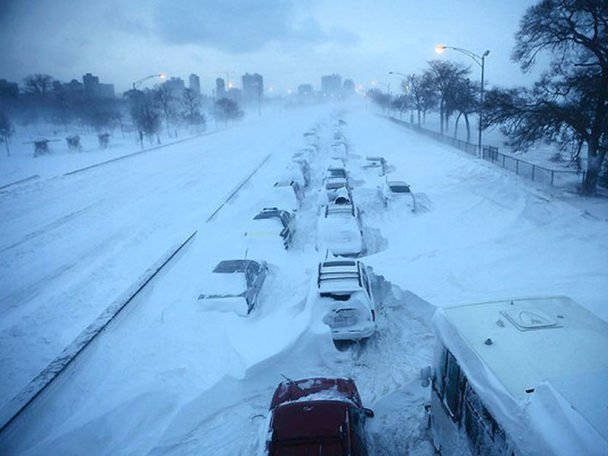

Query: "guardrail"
(387, 117), (583, 187)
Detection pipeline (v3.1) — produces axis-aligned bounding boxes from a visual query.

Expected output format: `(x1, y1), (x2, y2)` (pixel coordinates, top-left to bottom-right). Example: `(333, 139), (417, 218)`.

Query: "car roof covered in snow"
(317, 261), (362, 291)
(434, 296), (608, 452)
(325, 202), (355, 217)
(270, 377), (362, 409)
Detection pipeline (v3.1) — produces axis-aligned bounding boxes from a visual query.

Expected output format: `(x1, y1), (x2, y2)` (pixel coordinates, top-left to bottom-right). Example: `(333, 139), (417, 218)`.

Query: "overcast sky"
(0, 0), (541, 95)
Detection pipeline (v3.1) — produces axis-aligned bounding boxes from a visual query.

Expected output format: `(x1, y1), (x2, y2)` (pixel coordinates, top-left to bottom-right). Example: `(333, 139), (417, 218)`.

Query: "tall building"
(189, 73), (201, 95)
(163, 77), (185, 97)
(216, 77), (226, 98)
(298, 84), (314, 96)
(82, 73), (99, 94)
(82, 73), (115, 98)
(242, 73), (263, 102)
(343, 79), (355, 94)
(321, 74), (342, 96)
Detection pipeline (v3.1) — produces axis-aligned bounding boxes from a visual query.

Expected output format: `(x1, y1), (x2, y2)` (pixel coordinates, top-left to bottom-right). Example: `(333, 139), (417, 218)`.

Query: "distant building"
(82, 73), (99, 94)
(242, 73), (263, 102)
(163, 77), (185, 97)
(321, 74), (342, 96)
(298, 84), (314, 96)
(64, 79), (84, 93)
(189, 73), (201, 95)
(216, 77), (226, 98)
(343, 79), (355, 94)
(82, 73), (115, 98)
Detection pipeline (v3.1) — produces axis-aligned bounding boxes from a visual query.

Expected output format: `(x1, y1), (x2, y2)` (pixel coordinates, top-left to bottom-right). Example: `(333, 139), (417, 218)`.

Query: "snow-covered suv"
(197, 260), (268, 316)
(314, 260), (377, 340)
(379, 179), (416, 211)
(316, 197), (364, 256)
(266, 377), (374, 455)
(244, 208), (295, 251)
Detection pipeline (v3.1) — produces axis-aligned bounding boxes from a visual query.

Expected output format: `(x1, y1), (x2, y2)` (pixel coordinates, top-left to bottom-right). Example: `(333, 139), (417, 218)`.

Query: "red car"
(266, 377), (374, 455)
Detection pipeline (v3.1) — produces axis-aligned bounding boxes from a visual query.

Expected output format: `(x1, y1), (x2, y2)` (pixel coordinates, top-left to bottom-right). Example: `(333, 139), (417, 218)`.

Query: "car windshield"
(389, 183), (410, 193)
(254, 210), (280, 220)
(213, 260), (252, 273)
(326, 181), (346, 190)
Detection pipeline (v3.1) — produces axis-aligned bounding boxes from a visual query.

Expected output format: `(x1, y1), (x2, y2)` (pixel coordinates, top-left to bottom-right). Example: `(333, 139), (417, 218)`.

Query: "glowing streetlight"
(435, 44), (490, 157)
(435, 44), (447, 54)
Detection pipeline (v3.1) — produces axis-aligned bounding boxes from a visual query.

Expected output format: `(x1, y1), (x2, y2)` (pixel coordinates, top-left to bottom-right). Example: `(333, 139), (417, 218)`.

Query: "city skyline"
(1, 0), (543, 94)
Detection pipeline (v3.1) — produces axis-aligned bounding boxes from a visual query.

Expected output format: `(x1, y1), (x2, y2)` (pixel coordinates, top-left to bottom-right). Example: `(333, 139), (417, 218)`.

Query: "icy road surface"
(1, 104), (606, 455)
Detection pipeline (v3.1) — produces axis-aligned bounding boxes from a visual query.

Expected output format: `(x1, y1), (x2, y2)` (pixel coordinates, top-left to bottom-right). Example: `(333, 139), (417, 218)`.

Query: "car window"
(248, 261), (261, 275)
(443, 351), (462, 420)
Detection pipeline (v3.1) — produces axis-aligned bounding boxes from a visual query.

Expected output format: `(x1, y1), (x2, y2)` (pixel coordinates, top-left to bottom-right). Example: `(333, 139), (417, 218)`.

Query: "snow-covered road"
(0, 106), (323, 410)
(0, 103), (606, 455)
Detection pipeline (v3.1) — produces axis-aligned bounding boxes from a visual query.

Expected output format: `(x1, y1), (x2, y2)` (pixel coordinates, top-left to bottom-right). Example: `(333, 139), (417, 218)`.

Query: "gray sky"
(0, 0), (541, 95)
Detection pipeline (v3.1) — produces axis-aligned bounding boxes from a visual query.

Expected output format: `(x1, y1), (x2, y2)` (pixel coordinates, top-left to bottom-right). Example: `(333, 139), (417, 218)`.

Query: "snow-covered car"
(317, 198), (363, 256)
(314, 260), (376, 340)
(362, 156), (386, 176)
(379, 179), (416, 211)
(266, 377), (374, 455)
(269, 180), (302, 213)
(293, 159), (311, 188)
(244, 208), (295, 250)
(197, 260), (268, 316)
(323, 164), (349, 201)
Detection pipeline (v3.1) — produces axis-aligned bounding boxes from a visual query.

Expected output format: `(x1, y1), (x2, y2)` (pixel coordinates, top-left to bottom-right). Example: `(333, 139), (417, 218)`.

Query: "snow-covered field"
(0, 103), (606, 454)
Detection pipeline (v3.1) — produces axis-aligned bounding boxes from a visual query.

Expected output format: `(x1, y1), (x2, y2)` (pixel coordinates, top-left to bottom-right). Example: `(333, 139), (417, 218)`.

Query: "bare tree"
(153, 85), (175, 137)
(181, 88), (206, 131)
(214, 98), (243, 125)
(367, 89), (392, 112)
(22, 74), (54, 97)
(450, 78), (478, 142)
(424, 61), (471, 134)
(485, 0), (608, 195)
(127, 90), (161, 146)
(406, 73), (437, 126)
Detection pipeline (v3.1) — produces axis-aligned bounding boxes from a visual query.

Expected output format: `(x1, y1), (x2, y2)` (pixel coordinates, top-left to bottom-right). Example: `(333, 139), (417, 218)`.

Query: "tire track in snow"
(0, 202), (101, 253)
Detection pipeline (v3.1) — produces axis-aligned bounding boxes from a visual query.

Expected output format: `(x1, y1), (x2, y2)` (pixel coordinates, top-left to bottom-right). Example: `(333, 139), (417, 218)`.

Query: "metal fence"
(388, 117), (582, 187)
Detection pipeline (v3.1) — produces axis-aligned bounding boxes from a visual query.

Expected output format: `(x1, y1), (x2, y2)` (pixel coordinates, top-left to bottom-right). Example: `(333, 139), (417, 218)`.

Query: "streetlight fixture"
(132, 73), (166, 90)
(435, 44), (490, 158)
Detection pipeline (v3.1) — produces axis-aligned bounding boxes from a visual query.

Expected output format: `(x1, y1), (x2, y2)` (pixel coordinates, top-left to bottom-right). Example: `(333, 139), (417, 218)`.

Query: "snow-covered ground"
(0, 103), (606, 454)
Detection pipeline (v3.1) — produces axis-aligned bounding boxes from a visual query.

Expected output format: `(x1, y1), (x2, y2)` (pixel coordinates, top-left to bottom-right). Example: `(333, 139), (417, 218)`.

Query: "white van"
(422, 296), (608, 455)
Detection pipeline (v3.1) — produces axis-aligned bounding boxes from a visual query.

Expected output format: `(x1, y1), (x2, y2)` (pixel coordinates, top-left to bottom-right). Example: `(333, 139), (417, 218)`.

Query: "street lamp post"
(132, 73), (166, 91)
(435, 45), (490, 158)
